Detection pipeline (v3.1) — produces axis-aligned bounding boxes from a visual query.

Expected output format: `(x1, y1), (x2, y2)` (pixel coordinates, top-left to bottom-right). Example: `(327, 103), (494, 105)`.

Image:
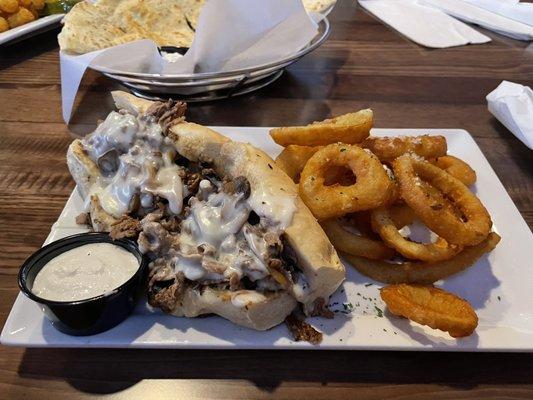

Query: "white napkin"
(163, 0), (320, 74)
(60, 0), (321, 123)
(420, 0), (533, 40)
(461, 0), (533, 27)
(486, 81), (533, 150)
(60, 40), (163, 121)
(358, 0), (491, 48)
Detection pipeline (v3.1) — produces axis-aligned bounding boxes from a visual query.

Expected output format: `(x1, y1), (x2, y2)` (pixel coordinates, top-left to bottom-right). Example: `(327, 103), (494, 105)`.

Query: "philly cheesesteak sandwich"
(67, 91), (345, 331)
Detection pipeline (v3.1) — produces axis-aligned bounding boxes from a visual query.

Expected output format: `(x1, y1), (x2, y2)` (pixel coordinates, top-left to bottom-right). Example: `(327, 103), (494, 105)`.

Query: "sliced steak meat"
(201, 257), (226, 275)
(280, 238), (301, 280)
(268, 258), (283, 270)
(264, 232), (283, 257)
(138, 213), (180, 256)
(110, 215), (142, 239)
(222, 176), (251, 199)
(197, 243), (216, 256)
(285, 313), (323, 345)
(148, 258), (176, 286)
(142, 209), (164, 223)
(75, 212), (92, 228)
(184, 172), (202, 194)
(145, 100), (187, 132)
(309, 297), (334, 319)
(160, 216), (181, 232)
(97, 148), (119, 177)
(148, 272), (186, 313)
(201, 167), (216, 177)
(245, 224), (284, 261)
(233, 176), (251, 198)
(229, 273), (242, 291)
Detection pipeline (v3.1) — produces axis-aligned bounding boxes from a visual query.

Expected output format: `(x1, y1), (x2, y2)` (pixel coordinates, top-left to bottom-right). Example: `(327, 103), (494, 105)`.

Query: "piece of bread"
(302, 0), (337, 13)
(181, 0), (205, 30)
(177, 288), (297, 331)
(58, 1), (130, 54)
(58, 0), (194, 54)
(66, 91), (345, 330)
(66, 139), (100, 199)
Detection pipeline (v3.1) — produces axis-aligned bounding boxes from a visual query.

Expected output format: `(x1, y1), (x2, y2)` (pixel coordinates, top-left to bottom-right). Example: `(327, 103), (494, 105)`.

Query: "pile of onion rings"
(272, 110), (500, 338)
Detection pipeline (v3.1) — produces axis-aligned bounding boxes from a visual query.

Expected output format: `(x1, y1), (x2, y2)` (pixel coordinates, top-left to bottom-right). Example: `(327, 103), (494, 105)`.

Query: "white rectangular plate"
(0, 14), (64, 46)
(2, 127), (533, 351)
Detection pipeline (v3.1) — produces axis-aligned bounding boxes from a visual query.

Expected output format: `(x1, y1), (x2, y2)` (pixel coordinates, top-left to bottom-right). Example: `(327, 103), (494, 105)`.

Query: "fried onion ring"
(433, 155), (477, 187)
(352, 205), (414, 237)
(275, 145), (321, 182)
(370, 206), (463, 262)
(270, 110), (372, 147)
(393, 155), (491, 246)
(321, 218), (396, 260)
(387, 204), (417, 228)
(361, 135), (447, 162)
(380, 284), (478, 338)
(299, 144), (396, 219)
(345, 212), (378, 238)
(342, 232), (500, 284)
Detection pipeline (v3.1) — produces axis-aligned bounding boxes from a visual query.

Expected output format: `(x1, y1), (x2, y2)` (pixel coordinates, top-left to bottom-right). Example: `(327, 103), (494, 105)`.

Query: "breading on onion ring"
(387, 204), (417, 229)
(370, 206), (463, 262)
(393, 155), (491, 246)
(270, 110), (373, 147)
(380, 284), (478, 338)
(299, 144), (396, 220)
(353, 205), (414, 237)
(361, 135), (447, 162)
(342, 232), (500, 284)
(433, 155), (477, 187)
(345, 212), (378, 238)
(418, 180), (464, 221)
(275, 145), (321, 182)
(321, 218), (396, 260)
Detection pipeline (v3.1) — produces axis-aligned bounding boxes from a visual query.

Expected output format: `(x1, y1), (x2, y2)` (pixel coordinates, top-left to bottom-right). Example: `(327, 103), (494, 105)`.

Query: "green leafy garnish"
(342, 302), (354, 314)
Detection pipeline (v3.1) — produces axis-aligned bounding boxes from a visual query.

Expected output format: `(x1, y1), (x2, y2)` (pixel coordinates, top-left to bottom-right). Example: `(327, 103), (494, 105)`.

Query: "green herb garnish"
(342, 302), (354, 314)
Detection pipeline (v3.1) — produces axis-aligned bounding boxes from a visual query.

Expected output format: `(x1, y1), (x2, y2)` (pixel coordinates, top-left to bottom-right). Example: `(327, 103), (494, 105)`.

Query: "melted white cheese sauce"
(175, 180), (276, 284)
(248, 186), (297, 232)
(32, 243), (139, 302)
(83, 112), (186, 217)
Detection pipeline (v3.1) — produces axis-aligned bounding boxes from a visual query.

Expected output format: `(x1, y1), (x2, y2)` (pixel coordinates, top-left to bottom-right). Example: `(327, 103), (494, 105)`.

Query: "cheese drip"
(82, 111), (186, 217)
(174, 180), (287, 286)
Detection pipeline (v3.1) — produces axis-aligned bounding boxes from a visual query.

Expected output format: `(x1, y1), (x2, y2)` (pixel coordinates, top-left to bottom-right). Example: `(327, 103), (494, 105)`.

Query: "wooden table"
(1, 1), (532, 398)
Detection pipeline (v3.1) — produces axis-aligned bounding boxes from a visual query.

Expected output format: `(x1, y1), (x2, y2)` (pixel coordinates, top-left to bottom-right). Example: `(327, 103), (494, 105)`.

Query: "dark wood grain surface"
(1, 1), (532, 398)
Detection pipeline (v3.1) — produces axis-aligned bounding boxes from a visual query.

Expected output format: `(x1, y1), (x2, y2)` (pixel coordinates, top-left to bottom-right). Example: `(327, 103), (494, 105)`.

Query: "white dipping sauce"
(32, 243), (139, 302)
